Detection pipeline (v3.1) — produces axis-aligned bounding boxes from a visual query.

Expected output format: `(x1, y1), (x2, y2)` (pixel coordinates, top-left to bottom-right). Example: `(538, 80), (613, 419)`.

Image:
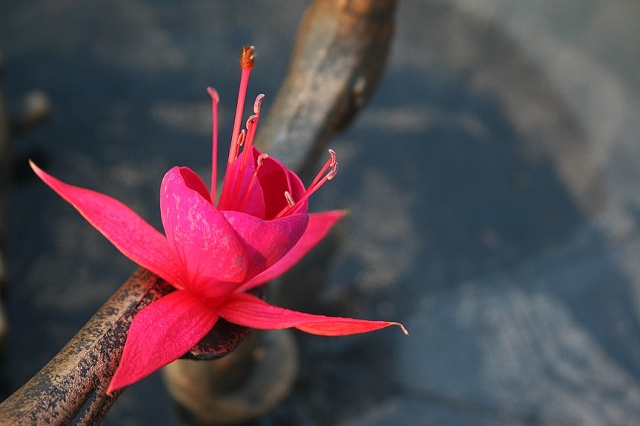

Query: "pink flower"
(31, 46), (406, 394)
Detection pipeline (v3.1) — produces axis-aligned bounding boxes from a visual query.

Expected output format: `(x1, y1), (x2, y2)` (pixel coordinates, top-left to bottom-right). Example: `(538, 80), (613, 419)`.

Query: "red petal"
(221, 210), (308, 282)
(161, 167), (249, 294)
(256, 151), (307, 219)
(238, 210), (346, 291)
(178, 166), (212, 202)
(107, 290), (219, 393)
(30, 162), (185, 288)
(219, 293), (406, 336)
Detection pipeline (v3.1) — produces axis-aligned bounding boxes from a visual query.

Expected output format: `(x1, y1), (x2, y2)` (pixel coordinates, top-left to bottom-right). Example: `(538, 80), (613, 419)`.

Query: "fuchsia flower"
(31, 46), (406, 394)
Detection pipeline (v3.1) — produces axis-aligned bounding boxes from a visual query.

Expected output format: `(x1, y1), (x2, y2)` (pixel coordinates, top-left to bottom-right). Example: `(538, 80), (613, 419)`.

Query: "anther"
(241, 45), (255, 70)
(253, 94), (264, 114)
(257, 153), (269, 166)
(245, 115), (257, 129)
(328, 149), (337, 166)
(284, 191), (295, 207)
(236, 130), (246, 147)
(327, 161), (338, 181)
(309, 149), (339, 189)
(326, 149), (338, 180)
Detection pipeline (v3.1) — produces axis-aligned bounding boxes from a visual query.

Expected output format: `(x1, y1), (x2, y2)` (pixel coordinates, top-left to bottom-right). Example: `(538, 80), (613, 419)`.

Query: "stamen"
(238, 116), (257, 167)
(309, 149), (337, 189)
(284, 191), (295, 207)
(207, 87), (220, 201)
(237, 129), (246, 147)
(274, 149), (339, 219)
(244, 94), (264, 153)
(253, 93), (264, 114)
(246, 114), (258, 130)
(327, 159), (338, 180)
(227, 94), (266, 210)
(237, 154), (270, 212)
(257, 153), (269, 166)
(227, 124), (255, 209)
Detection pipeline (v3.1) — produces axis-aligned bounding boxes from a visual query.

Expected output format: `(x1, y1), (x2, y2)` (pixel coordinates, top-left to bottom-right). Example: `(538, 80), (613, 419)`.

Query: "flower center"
(207, 45), (338, 218)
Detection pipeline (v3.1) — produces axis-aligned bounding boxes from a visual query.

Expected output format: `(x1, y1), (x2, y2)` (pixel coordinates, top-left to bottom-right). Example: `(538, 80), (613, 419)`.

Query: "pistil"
(219, 46), (255, 209)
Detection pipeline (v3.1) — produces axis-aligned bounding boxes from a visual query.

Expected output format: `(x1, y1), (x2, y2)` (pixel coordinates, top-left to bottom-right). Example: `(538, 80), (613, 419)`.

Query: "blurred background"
(2, 0), (640, 424)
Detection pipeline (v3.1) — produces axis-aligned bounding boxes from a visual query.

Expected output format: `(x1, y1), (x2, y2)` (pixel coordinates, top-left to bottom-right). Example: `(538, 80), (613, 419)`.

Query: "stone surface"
(1, 0), (640, 424)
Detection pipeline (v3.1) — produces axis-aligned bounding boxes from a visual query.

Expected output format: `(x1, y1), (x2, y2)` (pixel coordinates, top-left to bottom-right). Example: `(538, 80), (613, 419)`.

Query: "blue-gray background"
(2, 1), (640, 424)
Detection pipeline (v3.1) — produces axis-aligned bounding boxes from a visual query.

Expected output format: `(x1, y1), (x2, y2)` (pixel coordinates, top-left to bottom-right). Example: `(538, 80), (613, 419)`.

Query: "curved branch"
(256, 0), (397, 179)
(0, 269), (249, 425)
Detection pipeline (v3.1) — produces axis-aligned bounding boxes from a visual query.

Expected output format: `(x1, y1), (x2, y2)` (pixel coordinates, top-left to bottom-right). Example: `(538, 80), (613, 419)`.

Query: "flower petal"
(161, 167), (248, 293)
(222, 210), (308, 282)
(107, 290), (219, 393)
(219, 292), (406, 336)
(178, 166), (212, 202)
(256, 152), (307, 219)
(30, 162), (185, 288)
(238, 210), (346, 291)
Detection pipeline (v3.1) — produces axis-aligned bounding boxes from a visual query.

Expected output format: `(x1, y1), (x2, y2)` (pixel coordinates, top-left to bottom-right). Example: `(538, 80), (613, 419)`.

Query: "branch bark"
(255, 0), (397, 178)
(0, 269), (249, 425)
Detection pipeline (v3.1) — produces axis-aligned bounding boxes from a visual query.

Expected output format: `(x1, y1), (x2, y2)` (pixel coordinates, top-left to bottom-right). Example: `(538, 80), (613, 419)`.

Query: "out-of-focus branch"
(256, 0), (397, 178)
